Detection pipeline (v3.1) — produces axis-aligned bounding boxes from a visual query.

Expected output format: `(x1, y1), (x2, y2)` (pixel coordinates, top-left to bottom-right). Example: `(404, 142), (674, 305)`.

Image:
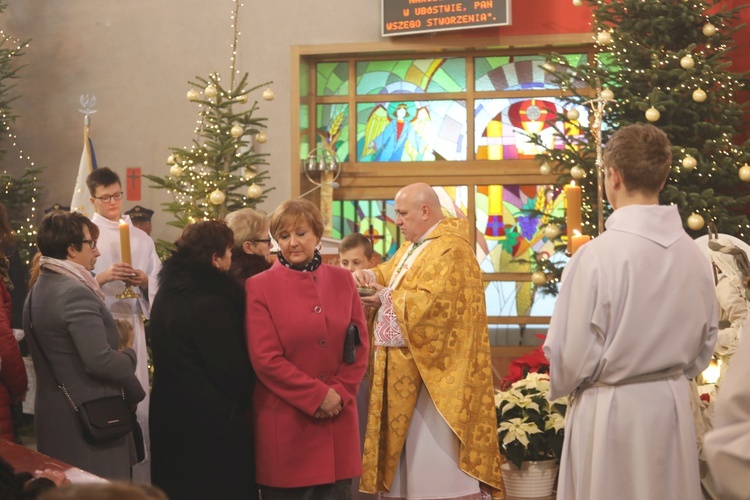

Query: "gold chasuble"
(360, 218), (504, 498)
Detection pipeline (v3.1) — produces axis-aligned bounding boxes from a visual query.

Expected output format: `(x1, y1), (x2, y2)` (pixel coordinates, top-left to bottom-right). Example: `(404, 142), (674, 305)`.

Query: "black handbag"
(27, 288), (134, 445)
(343, 322), (362, 364)
(76, 394), (133, 444)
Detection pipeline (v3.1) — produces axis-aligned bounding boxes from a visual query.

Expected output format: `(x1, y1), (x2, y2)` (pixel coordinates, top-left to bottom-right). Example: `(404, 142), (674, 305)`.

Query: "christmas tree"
(527, 0), (750, 294)
(145, 0), (273, 229)
(0, 0), (42, 262)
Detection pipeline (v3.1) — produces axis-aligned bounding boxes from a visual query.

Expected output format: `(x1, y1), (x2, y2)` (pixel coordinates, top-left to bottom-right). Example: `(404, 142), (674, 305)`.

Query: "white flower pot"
(501, 460), (558, 498)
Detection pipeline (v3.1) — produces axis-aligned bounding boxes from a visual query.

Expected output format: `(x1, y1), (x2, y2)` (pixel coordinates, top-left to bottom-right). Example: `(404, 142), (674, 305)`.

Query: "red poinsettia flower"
(501, 343), (551, 390)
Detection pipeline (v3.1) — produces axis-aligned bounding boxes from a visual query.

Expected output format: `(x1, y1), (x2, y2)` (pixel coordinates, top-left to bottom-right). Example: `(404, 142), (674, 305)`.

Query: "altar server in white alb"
(543, 124), (717, 500)
(87, 167), (161, 483)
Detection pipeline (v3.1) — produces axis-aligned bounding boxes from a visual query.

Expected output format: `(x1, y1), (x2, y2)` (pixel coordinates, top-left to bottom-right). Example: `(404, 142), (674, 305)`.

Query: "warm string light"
(0, 32), (41, 263)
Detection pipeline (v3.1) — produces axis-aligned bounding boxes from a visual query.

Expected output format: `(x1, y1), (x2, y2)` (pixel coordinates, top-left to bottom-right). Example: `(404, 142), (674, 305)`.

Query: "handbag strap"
(26, 286), (124, 411)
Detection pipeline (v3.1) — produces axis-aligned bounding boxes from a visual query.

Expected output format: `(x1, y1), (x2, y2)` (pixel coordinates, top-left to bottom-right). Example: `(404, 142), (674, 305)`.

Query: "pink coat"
(246, 262), (368, 488)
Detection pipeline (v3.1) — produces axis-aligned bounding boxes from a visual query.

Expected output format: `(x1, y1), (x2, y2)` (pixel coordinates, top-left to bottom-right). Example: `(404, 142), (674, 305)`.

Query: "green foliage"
(145, 72), (273, 228)
(0, 167), (42, 262)
(525, 0), (750, 295)
(0, 0), (43, 262)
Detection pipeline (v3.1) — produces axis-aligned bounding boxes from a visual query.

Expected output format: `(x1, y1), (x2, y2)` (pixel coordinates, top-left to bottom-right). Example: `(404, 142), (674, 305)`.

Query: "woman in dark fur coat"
(149, 220), (257, 500)
(225, 208), (272, 288)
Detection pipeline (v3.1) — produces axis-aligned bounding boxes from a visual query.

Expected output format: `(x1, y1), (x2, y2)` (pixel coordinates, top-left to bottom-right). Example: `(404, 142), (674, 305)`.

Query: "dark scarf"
(277, 249), (322, 272)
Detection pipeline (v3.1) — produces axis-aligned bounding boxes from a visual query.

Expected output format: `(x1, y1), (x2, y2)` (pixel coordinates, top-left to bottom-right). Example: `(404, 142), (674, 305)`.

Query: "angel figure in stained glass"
(362, 102), (430, 162)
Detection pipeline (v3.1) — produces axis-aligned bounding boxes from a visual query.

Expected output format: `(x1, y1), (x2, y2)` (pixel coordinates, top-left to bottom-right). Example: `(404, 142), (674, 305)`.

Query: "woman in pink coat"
(246, 199), (368, 499)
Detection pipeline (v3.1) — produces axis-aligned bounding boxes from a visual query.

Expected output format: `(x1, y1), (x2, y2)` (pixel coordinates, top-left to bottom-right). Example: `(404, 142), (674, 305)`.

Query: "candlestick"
(565, 182), (582, 254)
(119, 220), (132, 265)
(570, 231), (591, 255)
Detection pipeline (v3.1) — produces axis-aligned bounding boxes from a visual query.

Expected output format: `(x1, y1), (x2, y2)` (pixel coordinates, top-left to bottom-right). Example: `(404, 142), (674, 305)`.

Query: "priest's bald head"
(394, 182), (444, 243)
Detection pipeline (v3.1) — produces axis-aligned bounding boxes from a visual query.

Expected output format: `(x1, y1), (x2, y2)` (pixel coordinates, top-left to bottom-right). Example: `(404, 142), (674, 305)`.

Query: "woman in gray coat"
(22, 212), (145, 480)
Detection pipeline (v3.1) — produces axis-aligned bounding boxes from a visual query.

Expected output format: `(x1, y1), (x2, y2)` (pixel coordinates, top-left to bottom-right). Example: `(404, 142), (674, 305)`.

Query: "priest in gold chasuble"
(355, 183), (503, 499)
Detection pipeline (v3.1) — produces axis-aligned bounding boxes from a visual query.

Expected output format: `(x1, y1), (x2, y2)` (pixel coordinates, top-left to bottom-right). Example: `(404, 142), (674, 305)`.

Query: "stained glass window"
(475, 184), (565, 273)
(332, 200), (401, 259)
(475, 98), (590, 159)
(357, 101), (467, 162)
(317, 62), (349, 96)
(316, 104), (350, 162)
(475, 54), (589, 91)
(356, 58), (466, 95)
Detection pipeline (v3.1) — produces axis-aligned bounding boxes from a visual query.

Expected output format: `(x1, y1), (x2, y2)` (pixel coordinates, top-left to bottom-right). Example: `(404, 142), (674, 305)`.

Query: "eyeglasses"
(93, 191), (123, 204)
(250, 239), (272, 245)
(81, 239), (98, 250)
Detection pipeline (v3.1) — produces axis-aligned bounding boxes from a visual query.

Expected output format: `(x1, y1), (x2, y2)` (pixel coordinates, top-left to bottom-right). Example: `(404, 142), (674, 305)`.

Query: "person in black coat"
(149, 220), (257, 500)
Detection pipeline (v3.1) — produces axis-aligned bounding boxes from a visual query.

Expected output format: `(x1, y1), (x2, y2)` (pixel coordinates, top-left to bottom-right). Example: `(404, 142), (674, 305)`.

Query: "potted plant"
(495, 348), (567, 498)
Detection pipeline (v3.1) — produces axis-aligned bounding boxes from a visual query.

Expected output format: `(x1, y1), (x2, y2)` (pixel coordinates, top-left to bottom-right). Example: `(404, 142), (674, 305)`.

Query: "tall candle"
(565, 182), (582, 254)
(570, 230), (591, 255)
(119, 219), (132, 265)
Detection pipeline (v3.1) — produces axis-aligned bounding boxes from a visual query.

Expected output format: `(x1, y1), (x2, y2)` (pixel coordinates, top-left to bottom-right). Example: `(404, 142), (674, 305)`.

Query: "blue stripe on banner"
(88, 137), (98, 170)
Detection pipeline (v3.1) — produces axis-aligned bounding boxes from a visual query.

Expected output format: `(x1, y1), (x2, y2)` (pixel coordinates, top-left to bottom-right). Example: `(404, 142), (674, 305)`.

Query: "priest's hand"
(360, 282), (384, 308)
(96, 262), (136, 285)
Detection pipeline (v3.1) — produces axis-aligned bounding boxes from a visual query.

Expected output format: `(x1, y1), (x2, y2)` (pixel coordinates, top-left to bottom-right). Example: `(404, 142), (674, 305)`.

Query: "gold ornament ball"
(167, 155), (175, 165)
(255, 131), (268, 144)
(531, 271), (548, 286)
(645, 107), (660, 122)
(682, 155), (697, 170)
(204, 84), (218, 98)
(739, 164), (750, 182)
(600, 88), (615, 101)
(541, 62), (555, 72)
(572, 0), (583, 6)
(231, 124), (244, 138)
(262, 88), (275, 101)
(237, 94), (249, 104)
(544, 224), (561, 240)
(186, 89), (200, 101)
(570, 165), (585, 180)
(680, 55), (695, 69)
(247, 183), (263, 199)
(169, 165), (183, 177)
(539, 162), (552, 176)
(702, 22), (717, 37)
(692, 89), (707, 103)
(596, 31), (612, 45)
(567, 108), (580, 121)
(209, 189), (226, 205)
(687, 213), (705, 231)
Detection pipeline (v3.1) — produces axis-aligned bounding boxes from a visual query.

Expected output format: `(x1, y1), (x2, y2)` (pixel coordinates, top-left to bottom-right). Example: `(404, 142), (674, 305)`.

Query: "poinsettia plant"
(501, 341), (550, 390)
(495, 370), (567, 470)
